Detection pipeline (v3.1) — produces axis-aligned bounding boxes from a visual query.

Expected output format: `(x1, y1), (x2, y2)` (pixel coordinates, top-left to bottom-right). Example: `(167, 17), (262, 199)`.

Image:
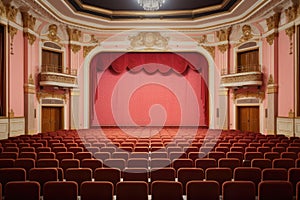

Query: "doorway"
(42, 106), (63, 132)
(237, 106), (260, 132)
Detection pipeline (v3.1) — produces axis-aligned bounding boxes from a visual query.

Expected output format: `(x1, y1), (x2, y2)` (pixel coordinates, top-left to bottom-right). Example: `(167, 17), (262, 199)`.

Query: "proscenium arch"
(79, 31), (219, 129)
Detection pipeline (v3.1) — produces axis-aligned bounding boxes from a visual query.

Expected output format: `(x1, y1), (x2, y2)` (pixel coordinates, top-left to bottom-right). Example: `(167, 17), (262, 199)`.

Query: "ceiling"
(66, 0), (239, 20)
(32, 0), (280, 29)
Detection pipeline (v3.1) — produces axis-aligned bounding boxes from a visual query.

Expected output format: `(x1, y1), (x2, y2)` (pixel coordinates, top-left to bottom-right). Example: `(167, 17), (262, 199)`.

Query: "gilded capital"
(83, 45), (97, 57)
(216, 27), (231, 42)
(67, 27), (82, 42)
(21, 12), (36, 30)
(6, 5), (18, 22)
(266, 12), (281, 31)
(71, 44), (81, 53)
(285, 5), (298, 23)
(24, 32), (36, 45)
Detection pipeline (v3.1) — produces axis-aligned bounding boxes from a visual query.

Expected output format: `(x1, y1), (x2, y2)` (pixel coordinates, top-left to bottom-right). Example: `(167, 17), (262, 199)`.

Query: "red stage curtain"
(90, 52), (209, 127)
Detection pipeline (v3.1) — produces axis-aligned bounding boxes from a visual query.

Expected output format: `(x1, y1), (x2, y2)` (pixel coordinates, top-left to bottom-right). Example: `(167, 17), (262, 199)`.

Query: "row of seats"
(0, 180), (299, 200)
(1, 167), (300, 195)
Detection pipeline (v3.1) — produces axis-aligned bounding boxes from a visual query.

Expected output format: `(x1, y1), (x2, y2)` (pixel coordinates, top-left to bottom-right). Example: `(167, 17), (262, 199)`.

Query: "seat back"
(186, 180), (219, 200)
(5, 181), (40, 200)
(43, 181), (78, 200)
(116, 181), (148, 200)
(81, 181), (113, 200)
(222, 181), (255, 200)
(258, 181), (293, 200)
(151, 181), (183, 200)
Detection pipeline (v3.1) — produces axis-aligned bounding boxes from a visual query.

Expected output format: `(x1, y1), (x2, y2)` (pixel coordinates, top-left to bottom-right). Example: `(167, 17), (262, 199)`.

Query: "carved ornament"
(83, 45), (97, 58)
(8, 25), (17, 55)
(71, 44), (81, 54)
(216, 27), (232, 42)
(28, 74), (34, 85)
(233, 91), (265, 100)
(198, 34), (207, 44)
(239, 25), (253, 43)
(6, 5), (18, 22)
(0, 0), (6, 17)
(129, 32), (169, 50)
(202, 46), (215, 58)
(47, 24), (60, 43)
(266, 13), (281, 31)
(37, 92), (67, 101)
(285, 26), (295, 54)
(24, 32), (36, 45)
(218, 44), (229, 53)
(40, 74), (77, 85)
(266, 33), (277, 45)
(285, 5), (298, 23)
(21, 12), (36, 30)
(267, 74), (274, 85)
(67, 27), (82, 42)
(8, 109), (14, 118)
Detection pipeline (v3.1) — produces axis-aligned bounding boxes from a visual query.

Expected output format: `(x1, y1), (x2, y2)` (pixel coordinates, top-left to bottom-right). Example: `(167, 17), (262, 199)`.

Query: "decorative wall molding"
(233, 91), (265, 100)
(0, 117), (25, 139)
(202, 45), (215, 58)
(266, 12), (281, 31)
(24, 84), (35, 94)
(221, 72), (263, 88)
(0, 0), (6, 17)
(285, 4), (298, 23)
(37, 92), (67, 102)
(239, 25), (254, 43)
(47, 24), (61, 43)
(67, 27), (82, 42)
(266, 32), (278, 45)
(128, 32), (169, 50)
(267, 84), (278, 94)
(8, 25), (17, 54)
(24, 32), (36, 45)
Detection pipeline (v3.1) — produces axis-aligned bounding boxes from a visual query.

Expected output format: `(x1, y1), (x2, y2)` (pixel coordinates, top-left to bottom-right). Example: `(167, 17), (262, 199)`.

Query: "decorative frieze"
(67, 27), (82, 42)
(202, 46), (215, 58)
(221, 72), (263, 88)
(233, 91), (265, 100)
(37, 92), (67, 101)
(40, 73), (77, 86)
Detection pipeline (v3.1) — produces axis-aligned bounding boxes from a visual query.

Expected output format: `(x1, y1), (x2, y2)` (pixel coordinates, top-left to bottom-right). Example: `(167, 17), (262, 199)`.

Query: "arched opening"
(89, 52), (209, 128)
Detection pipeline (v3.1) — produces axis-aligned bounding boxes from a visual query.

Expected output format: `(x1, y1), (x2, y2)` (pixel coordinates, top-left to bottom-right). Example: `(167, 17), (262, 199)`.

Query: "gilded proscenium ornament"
(202, 46), (215, 58)
(128, 32), (169, 50)
(285, 26), (295, 54)
(6, 5), (18, 22)
(21, 12), (36, 30)
(47, 24), (60, 43)
(266, 12), (281, 31)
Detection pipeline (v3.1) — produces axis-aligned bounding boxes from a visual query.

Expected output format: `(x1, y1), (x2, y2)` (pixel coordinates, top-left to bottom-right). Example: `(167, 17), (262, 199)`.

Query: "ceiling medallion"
(137, 0), (166, 11)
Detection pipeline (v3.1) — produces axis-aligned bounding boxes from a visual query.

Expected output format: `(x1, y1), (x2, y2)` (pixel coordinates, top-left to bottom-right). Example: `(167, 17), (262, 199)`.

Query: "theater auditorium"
(0, 0), (299, 199)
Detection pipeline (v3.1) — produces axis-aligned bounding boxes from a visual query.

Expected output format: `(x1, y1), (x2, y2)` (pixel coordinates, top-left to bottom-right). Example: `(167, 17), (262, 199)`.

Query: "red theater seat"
(81, 181), (113, 200)
(222, 181), (255, 200)
(186, 180), (219, 200)
(258, 181), (293, 200)
(5, 181), (40, 200)
(43, 181), (78, 200)
(151, 181), (183, 200)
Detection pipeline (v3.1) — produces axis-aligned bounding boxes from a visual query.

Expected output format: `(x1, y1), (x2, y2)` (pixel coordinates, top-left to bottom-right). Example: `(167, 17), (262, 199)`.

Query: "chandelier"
(137, 0), (166, 11)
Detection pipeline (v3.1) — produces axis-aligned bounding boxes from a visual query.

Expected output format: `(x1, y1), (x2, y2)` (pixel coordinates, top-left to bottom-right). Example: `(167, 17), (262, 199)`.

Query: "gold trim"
(47, 24), (61, 43)
(37, 0), (264, 32)
(266, 12), (280, 31)
(266, 33), (277, 46)
(239, 25), (253, 43)
(267, 74), (274, 85)
(28, 74), (34, 85)
(8, 25), (17, 55)
(8, 109), (14, 118)
(70, 44), (81, 53)
(24, 32), (36, 45)
(285, 4), (298, 23)
(37, 92), (67, 101)
(21, 12), (36, 30)
(218, 44), (229, 53)
(202, 46), (215, 58)
(233, 91), (265, 100)
(6, 5), (18, 23)
(128, 32), (169, 50)
(0, 0), (6, 17)
(24, 84), (36, 94)
(83, 45), (97, 57)
(289, 109), (295, 118)
(67, 27), (82, 42)
(73, 0), (233, 17)
(267, 84), (278, 94)
(285, 26), (295, 54)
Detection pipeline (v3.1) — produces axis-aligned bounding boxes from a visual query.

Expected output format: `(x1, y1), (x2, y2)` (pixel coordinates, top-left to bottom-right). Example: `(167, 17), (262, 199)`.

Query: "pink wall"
(10, 31), (24, 117)
(278, 30), (294, 117)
